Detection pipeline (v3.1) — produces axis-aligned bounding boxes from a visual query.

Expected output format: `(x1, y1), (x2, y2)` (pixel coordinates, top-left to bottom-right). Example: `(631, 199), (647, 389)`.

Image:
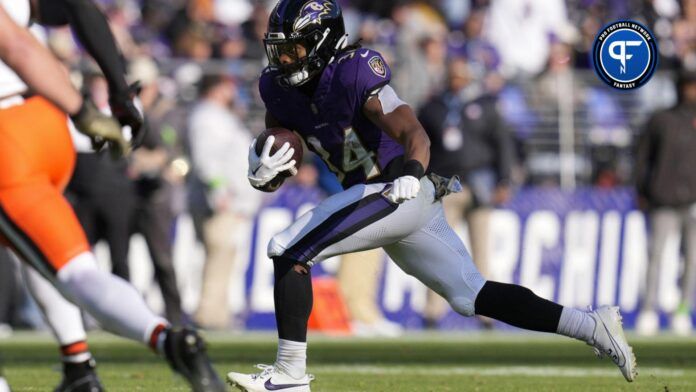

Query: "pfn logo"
(592, 21), (658, 90)
(608, 41), (642, 74)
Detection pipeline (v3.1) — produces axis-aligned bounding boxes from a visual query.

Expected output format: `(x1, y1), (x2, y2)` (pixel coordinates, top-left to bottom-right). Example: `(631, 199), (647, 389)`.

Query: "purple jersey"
(259, 48), (405, 189)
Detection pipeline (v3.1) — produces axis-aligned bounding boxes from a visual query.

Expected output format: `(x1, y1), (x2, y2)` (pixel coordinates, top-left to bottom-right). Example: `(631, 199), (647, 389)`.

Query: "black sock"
(474, 281), (563, 333)
(273, 257), (313, 342)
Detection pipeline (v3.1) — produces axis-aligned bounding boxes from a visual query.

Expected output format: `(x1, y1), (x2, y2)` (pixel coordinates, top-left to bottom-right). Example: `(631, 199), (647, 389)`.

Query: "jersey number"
(307, 128), (380, 183)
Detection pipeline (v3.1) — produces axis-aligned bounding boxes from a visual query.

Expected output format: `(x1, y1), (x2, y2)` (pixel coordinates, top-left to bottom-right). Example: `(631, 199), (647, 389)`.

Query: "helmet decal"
(293, 0), (333, 32)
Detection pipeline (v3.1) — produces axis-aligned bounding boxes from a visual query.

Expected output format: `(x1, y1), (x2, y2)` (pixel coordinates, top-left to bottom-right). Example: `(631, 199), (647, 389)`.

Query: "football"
(253, 127), (303, 192)
(255, 127), (303, 177)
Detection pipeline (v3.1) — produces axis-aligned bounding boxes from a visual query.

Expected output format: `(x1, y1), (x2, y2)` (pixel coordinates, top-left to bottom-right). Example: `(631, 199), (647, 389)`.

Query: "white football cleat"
(227, 364), (313, 392)
(587, 306), (637, 382)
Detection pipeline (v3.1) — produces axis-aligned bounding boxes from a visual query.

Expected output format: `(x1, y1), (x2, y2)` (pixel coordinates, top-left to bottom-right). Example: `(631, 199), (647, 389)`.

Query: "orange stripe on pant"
(0, 97), (90, 274)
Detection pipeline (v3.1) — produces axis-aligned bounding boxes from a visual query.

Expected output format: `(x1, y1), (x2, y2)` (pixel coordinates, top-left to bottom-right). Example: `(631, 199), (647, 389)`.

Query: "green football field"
(2, 332), (695, 391)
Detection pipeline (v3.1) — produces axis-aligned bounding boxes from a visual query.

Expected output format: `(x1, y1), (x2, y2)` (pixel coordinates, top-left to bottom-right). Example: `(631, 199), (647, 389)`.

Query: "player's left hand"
(71, 99), (131, 158)
(109, 82), (145, 148)
(387, 175), (421, 204)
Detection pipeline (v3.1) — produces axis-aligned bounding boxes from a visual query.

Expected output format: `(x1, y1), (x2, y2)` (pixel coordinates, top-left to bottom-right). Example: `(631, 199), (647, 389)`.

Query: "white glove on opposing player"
(247, 136), (297, 188)
(387, 175), (421, 204)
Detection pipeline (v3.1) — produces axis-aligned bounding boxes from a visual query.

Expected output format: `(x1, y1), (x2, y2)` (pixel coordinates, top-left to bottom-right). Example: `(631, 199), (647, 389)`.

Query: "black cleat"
(54, 359), (104, 392)
(163, 327), (226, 392)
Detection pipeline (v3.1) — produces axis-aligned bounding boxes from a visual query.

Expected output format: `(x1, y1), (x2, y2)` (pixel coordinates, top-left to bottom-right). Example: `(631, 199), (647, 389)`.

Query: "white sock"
(557, 307), (596, 343)
(55, 252), (168, 345)
(276, 339), (307, 379)
(23, 265), (87, 346)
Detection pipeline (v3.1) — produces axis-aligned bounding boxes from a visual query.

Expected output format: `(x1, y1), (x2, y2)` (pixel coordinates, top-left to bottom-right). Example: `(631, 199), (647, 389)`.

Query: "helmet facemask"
(264, 27), (345, 87)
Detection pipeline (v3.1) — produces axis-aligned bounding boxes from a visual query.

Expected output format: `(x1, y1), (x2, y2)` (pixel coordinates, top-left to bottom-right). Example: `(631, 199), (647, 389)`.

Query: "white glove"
(247, 136), (297, 188)
(387, 175), (421, 204)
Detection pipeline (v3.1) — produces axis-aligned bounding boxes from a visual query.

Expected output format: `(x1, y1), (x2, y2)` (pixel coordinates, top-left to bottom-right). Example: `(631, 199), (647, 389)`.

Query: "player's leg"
(0, 97), (224, 391)
(383, 206), (637, 382)
(228, 182), (422, 391)
(637, 208), (679, 335)
(0, 184), (225, 391)
(138, 188), (184, 324)
(21, 264), (103, 391)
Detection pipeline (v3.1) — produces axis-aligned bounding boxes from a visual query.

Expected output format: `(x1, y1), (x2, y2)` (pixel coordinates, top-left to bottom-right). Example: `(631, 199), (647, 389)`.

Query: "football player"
(0, 3), (225, 391)
(20, 0), (143, 389)
(227, 1), (637, 391)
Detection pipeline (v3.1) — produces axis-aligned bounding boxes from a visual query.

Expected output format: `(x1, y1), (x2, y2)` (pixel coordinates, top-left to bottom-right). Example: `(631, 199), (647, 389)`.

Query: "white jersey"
(0, 0), (31, 99)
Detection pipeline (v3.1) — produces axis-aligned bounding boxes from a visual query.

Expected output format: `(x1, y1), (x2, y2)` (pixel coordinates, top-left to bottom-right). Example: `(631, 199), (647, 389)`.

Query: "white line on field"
(309, 366), (685, 378)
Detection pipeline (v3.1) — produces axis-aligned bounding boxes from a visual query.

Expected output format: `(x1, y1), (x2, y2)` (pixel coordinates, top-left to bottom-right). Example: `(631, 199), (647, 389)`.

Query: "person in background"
(338, 249), (403, 337)
(67, 71), (136, 282)
(128, 57), (186, 325)
(635, 70), (696, 336)
(418, 57), (516, 327)
(188, 74), (260, 329)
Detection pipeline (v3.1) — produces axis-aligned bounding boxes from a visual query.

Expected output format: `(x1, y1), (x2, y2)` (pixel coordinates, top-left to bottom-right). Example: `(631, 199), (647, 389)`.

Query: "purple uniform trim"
(283, 186), (398, 263)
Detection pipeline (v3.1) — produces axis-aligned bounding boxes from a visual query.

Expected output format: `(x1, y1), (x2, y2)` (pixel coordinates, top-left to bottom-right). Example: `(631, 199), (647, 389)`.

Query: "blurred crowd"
(0, 0), (695, 334)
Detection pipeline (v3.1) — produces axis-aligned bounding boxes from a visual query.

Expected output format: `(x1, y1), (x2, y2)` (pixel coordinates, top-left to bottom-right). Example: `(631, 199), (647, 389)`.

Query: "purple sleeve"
(258, 69), (275, 107)
(351, 49), (392, 106)
(259, 69), (287, 125)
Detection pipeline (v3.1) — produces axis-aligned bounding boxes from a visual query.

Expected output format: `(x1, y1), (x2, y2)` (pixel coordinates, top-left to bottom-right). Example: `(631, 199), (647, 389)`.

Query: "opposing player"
(17, 0), (144, 389)
(227, 1), (637, 390)
(0, 3), (225, 392)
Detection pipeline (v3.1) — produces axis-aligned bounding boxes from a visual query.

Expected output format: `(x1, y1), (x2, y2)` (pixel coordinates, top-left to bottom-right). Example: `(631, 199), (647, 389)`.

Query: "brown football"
(253, 128), (303, 192)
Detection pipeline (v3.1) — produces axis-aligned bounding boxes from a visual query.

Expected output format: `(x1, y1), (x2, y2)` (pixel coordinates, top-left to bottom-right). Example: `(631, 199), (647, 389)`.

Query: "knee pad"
(268, 234), (288, 259)
(446, 274), (487, 317)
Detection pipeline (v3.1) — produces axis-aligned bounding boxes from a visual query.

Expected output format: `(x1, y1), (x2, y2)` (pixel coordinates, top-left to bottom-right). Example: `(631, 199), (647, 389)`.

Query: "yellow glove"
(70, 99), (131, 158)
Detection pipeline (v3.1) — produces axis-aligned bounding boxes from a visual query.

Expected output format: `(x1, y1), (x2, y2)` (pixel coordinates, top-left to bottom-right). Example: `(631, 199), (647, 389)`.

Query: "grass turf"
(2, 332), (695, 391)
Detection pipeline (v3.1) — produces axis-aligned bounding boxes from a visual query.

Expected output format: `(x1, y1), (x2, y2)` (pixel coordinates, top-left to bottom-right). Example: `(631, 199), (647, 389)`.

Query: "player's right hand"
(247, 136), (297, 188)
(387, 175), (421, 204)
(70, 99), (131, 158)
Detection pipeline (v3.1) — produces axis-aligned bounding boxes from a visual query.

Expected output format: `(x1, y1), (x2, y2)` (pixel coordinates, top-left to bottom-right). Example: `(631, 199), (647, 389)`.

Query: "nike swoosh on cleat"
(598, 314), (626, 367)
(264, 379), (308, 390)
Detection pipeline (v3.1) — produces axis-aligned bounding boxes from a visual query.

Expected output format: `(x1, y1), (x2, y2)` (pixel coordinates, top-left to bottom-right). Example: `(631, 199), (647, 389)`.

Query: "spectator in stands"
(188, 74), (261, 329)
(635, 70), (696, 336)
(128, 58), (186, 325)
(673, 0), (696, 69)
(391, 1), (448, 108)
(419, 57), (516, 327)
(484, 0), (575, 78)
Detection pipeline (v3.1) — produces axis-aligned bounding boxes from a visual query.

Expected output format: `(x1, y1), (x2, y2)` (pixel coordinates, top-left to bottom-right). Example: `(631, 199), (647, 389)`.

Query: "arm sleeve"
(39, 0), (129, 95)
